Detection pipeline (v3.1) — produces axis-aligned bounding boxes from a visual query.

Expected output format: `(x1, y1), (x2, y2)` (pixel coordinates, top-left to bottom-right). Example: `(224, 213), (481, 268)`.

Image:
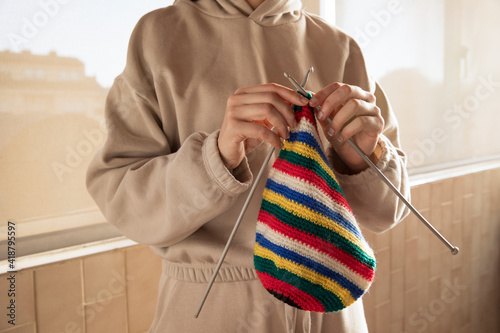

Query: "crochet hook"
(284, 72), (459, 256)
(194, 70), (316, 318)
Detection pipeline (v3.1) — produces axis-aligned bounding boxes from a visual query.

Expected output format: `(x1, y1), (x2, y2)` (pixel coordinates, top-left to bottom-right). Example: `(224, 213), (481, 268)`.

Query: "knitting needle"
(194, 146), (276, 318)
(195, 71), (316, 317)
(194, 71), (316, 317)
(301, 67), (314, 88)
(284, 72), (459, 256)
(345, 139), (459, 255)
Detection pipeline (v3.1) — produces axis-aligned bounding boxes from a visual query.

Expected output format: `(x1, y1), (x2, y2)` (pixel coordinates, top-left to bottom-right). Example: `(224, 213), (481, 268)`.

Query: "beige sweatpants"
(148, 261), (369, 333)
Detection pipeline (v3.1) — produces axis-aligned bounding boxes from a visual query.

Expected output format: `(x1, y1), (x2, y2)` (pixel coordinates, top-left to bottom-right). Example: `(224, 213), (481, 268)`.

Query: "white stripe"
(287, 120), (359, 231)
(256, 222), (371, 291)
(282, 115), (374, 255)
(293, 118), (322, 146)
(291, 119), (331, 163)
(269, 169), (361, 235)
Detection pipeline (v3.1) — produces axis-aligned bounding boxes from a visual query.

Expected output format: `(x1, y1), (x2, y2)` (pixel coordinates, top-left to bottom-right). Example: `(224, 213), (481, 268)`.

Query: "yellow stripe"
(283, 140), (336, 182)
(263, 188), (373, 256)
(254, 242), (355, 307)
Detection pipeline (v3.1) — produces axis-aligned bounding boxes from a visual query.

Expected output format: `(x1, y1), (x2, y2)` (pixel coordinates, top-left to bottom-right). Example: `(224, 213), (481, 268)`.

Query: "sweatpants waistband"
(162, 260), (259, 283)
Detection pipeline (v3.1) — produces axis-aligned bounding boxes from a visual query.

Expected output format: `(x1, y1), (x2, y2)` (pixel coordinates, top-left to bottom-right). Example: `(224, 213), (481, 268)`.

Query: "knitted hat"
(254, 104), (376, 313)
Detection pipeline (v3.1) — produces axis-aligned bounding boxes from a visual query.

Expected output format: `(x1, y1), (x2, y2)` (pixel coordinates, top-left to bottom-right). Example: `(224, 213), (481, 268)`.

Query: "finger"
(230, 92), (297, 129)
(334, 116), (383, 143)
(231, 104), (290, 140)
(319, 85), (375, 121)
(236, 122), (283, 150)
(309, 82), (344, 107)
(311, 84), (376, 121)
(329, 99), (379, 136)
(311, 83), (375, 107)
(236, 83), (310, 107)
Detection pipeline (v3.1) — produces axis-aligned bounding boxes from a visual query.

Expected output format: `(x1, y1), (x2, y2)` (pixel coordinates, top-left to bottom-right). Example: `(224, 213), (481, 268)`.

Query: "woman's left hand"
(309, 82), (384, 174)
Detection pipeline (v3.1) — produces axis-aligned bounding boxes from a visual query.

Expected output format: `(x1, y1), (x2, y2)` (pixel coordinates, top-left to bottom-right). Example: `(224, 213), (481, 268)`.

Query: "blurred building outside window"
(0, 0), (173, 260)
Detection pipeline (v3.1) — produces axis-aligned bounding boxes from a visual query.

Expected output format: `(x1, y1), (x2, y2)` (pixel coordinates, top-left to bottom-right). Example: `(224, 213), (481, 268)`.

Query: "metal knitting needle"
(195, 71), (316, 318)
(301, 67), (314, 88)
(284, 72), (459, 256)
(195, 71), (316, 317)
(194, 146), (276, 318)
(345, 140), (459, 255)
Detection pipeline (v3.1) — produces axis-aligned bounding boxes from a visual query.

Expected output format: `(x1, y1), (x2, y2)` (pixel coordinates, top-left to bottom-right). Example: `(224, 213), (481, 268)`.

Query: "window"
(323, 0), (500, 173)
(0, 0), (174, 260)
(1, 0), (499, 263)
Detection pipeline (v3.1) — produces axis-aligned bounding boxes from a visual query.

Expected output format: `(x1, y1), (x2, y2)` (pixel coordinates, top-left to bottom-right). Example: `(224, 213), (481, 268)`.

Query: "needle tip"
(451, 247), (459, 255)
(284, 72), (290, 78)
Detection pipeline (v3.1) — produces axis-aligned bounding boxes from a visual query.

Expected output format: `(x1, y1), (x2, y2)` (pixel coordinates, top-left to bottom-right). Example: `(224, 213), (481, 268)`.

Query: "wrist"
(217, 134), (239, 171)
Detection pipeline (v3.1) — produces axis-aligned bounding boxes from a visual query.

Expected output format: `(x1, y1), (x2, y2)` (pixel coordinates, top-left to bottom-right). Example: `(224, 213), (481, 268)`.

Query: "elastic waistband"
(162, 260), (259, 283)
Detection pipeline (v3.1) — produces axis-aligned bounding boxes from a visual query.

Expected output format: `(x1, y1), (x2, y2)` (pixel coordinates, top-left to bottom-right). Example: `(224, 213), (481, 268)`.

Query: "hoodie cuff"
(202, 130), (253, 196)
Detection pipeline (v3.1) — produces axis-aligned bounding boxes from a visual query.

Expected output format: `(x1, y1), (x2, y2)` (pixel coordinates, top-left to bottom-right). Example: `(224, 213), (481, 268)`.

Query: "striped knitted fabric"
(254, 104), (376, 313)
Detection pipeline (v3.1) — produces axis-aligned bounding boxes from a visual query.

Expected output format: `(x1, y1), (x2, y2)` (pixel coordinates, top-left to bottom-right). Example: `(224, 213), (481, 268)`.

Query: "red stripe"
(272, 158), (352, 213)
(294, 105), (317, 130)
(256, 271), (325, 313)
(258, 210), (374, 281)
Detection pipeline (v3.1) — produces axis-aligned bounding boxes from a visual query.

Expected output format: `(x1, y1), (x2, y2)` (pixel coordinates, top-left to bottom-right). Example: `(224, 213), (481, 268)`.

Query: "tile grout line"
(32, 269), (38, 333)
(80, 259), (86, 333)
(123, 249), (131, 333)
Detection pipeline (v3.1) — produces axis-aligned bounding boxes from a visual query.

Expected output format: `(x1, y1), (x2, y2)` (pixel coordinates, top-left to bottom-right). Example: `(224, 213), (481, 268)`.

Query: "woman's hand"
(309, 82), (384, 174)
(218, 83), (309, 170)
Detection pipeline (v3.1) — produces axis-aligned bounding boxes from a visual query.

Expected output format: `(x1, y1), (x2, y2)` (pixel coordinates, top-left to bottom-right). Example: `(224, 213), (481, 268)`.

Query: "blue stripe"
(256, 233), (364, 299)
(288, 130), (331, 168)
(265, 178), (362, 239)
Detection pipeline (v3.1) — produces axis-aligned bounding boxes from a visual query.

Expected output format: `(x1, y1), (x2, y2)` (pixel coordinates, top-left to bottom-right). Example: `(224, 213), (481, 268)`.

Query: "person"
(86, 0), (410, 332)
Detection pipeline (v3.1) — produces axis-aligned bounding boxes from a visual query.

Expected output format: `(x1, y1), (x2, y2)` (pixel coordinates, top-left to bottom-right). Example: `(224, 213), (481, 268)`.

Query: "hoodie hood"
(178, 0), (303, 26)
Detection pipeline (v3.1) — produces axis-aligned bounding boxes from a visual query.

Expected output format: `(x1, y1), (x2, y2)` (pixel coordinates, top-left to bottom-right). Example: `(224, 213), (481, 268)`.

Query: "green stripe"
(261, 199), (376, 269)
(254, 255), (345, 312)
(278, 149), (344, 195)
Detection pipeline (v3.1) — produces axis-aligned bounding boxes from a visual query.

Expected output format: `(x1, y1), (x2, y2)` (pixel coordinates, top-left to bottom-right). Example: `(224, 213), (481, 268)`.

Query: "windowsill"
(0, 237), (137, 274)
(409, 154), (500, 186)
(2, 156), (499, 275)
(11, 207), (107, 238)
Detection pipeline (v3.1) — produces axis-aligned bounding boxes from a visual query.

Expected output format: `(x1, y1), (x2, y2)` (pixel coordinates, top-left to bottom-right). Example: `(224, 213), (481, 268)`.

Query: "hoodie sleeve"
(86, 15), (252, 248)
(328, 39), (411, 233)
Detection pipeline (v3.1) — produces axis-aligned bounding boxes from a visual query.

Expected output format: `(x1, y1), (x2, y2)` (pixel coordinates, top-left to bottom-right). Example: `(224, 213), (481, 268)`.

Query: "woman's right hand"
(218, 83), (309, 170)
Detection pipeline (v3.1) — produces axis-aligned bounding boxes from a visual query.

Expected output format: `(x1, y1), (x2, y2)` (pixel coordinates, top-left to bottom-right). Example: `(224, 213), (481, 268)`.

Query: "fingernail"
(338, 135), (344, 143)
(301, 96), (309, 104)
(328, 128), (335, 137)
(310, 97), (318, 105)
(318, 111), (324, 120)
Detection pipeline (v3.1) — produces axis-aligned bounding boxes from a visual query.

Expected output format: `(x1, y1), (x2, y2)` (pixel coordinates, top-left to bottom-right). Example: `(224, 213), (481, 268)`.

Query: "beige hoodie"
(86, 0), (410, 332)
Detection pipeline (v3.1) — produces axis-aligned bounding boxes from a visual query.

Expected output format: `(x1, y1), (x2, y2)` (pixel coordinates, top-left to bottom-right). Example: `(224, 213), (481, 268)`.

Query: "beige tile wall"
(363, 167), (500, 333)
(0, 246), (162, 333)
(0, 167), (499, 333)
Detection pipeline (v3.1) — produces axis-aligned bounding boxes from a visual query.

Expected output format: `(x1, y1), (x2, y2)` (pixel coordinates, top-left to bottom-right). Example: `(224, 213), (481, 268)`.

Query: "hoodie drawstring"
(285, 305), (296, 333)
(284, 305), (312, 333)
(303, 311), (311, 333)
